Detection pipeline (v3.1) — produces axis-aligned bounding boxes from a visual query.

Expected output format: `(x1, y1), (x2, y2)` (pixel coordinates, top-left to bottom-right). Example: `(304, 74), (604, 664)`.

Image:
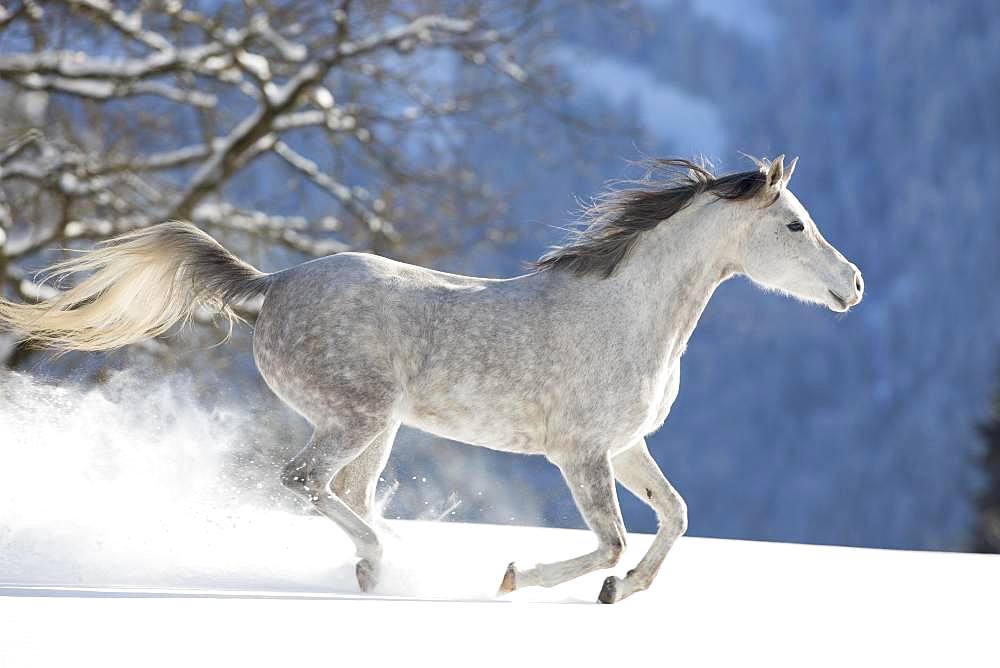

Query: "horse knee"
(660, 494), (688, 537)
(599, 535), (626, 568)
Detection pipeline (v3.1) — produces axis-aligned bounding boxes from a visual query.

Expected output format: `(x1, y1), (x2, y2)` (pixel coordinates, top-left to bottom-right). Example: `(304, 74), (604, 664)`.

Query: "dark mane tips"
(534, 157), (773, 278)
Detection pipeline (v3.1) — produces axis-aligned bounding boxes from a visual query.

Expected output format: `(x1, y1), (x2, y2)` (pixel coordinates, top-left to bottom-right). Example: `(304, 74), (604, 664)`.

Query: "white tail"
(0, 222), (271, 351)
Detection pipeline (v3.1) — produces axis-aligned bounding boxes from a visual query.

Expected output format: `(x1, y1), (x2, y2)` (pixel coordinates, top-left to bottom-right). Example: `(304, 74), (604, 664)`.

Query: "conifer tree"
(973, 373), (1000, 553)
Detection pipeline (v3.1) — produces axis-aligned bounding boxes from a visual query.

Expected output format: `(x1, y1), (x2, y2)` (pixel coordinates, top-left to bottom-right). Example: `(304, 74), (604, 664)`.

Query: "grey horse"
(0, 156), (863, 603)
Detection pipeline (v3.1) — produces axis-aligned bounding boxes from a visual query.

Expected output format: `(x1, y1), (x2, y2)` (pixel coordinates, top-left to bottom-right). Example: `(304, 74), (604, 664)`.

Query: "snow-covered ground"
(2, 519), (998, 667)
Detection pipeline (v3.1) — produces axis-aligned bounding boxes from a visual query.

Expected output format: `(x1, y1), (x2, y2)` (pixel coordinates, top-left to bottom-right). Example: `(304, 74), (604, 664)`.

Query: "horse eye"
(786, 221), (804, 232)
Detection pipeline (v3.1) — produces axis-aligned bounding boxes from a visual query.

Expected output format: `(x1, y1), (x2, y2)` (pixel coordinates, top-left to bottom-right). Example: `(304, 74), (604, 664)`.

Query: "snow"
(312, 86), (335, 109)
(256, 21), (308, 63)
(1, 521), (997, 666)
(235, 50), (271, 81)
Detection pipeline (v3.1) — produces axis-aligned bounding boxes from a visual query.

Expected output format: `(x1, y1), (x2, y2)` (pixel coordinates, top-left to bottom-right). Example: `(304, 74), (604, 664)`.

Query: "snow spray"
(0, 368), (546, 599)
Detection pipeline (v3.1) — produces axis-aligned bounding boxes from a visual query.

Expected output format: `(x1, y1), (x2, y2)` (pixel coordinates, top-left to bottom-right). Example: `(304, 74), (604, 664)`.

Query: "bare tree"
(0, 0), (577, 368)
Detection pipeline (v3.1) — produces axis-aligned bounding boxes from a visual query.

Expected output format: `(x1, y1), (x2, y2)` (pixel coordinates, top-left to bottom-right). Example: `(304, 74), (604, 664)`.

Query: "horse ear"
(782, 156), (798, 185)
(765, 154), (785, 190)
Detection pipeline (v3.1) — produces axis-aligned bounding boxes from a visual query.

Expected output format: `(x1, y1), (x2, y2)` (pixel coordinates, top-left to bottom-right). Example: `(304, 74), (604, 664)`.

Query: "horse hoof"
(498, 562), (517, 594)
(598, 575), (620, 604)
(356, 558), (378, 593)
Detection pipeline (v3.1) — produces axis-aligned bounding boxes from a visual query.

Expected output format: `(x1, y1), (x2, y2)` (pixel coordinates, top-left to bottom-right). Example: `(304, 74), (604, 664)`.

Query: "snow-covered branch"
(63, 0), (174, 53)
(0, 42), (223, 81)
(0, 0), (555, 368)
(272, 141), (397, 240)
(11, 72), (217, 108)
(334, 15), (475, 59)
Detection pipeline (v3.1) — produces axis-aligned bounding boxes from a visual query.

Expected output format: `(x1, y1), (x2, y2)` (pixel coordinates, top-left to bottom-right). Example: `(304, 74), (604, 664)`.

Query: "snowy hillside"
(2, 519), (997, 667)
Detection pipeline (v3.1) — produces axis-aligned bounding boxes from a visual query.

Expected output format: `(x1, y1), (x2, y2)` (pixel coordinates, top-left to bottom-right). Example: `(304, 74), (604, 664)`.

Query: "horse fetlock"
(501, 561), (555, 589)
(355, 537), (383, 592)
(598, 537), (625, 568)
(600, 567), (657, 604)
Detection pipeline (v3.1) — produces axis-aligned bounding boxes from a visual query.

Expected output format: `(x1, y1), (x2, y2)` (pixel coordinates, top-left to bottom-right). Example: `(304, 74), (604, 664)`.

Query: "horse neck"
(610, 199), (738, 359)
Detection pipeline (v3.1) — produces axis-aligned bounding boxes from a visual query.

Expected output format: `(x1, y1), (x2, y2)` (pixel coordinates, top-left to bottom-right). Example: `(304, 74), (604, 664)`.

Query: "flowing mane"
(534, 158), (776, 277)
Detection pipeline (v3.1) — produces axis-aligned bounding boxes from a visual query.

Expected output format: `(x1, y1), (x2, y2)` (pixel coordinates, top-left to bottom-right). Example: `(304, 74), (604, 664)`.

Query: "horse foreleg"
(599, 439), (687, 603)
(498, 453), (626, 596)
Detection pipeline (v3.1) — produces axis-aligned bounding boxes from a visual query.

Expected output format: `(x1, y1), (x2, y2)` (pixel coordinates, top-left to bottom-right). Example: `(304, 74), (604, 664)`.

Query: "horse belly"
(402, 387), (545, 455)
(642, 368), (680, 435)
(406, 414), (538, 454)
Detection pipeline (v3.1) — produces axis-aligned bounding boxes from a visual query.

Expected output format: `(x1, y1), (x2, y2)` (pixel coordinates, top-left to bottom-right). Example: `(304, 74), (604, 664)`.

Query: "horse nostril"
(854, 272), (864, 295)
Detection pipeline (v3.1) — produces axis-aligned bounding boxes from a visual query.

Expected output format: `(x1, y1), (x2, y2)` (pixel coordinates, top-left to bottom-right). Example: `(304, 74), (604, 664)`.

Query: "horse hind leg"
(332, 421), (400, 521)
(281, 415), (396, 593)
